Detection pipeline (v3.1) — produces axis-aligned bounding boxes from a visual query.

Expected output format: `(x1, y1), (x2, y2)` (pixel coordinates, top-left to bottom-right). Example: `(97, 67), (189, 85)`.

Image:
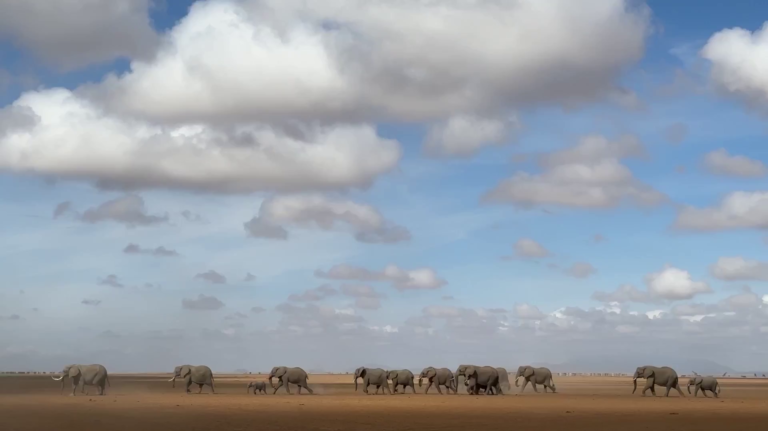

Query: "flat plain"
(2, 373), (768, 430)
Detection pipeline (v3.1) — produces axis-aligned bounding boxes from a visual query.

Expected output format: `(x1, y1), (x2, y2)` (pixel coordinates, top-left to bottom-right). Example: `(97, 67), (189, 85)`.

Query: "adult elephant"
(418, 367), (456, 394)
(464, 365), (502, 395)
(496, 367), (511, 391)
(269, 366), (314, 394)
(632, 365), (685, 397)
(387, 369), (416, 394)
(169, 365), (215, 394)
(454, 364), (477, 394)
(687, 376), (720, 398)
(515, 365), (556, 393)
(354, 367), (391, 395)
(51, 364), (110, 396)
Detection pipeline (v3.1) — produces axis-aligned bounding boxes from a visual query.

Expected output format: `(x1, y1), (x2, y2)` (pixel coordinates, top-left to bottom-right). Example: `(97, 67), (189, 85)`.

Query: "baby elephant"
(247, 381), (269, 395)
(687, 376), (720, 398)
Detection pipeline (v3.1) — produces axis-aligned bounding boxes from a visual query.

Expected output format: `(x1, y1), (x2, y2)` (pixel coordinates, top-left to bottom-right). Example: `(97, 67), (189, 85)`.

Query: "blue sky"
(1, 0), (768, 373)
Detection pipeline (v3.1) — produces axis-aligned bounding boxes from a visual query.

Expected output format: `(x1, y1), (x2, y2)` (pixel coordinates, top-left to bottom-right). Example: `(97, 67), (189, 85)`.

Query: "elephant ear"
(180, 365), (191, 377)
(524, 367), (534, 378)
(695, 376), (703, 384)
(68, 366), (81, 378)
(391, 371), (398, 380)
(427, 368), (436, 378)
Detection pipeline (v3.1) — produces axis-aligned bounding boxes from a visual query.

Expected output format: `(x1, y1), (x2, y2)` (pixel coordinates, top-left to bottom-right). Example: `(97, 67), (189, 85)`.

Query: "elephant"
(269, 366), (314, 394)
(418, 367), (456, 394)
(454, 364), (476, 394)
(169, 365), (216, 394)
(247, 381), (268, 394)
(51, 364), (110, 396)
(514, 366), (556, 393)
(354, 367), (391, 395)
(464, 365), (502, 395)
(687, 376), (721, 398)
(387, 369), (416, 394)
(632, 365), (685, 397)
(496, 367), (511, 391)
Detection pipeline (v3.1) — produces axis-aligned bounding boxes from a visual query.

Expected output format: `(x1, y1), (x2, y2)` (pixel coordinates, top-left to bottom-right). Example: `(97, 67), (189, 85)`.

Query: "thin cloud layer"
(182, 294), (225, 311)
(316, 264), (447, 291)
(710, 257), (768, 281)
(513, 238), (551, 259)
(123, 244), (179, 257)
(194, 270), (228, 285)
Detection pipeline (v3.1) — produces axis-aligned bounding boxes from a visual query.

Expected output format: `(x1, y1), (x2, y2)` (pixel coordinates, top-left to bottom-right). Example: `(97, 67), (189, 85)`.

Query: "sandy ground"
(2, 374), (768, 430)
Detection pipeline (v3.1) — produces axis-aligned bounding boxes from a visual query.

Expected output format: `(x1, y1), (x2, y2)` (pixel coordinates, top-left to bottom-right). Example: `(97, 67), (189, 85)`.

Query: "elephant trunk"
(246, 383), (251, 394)
(687, 382), (691, 394)
(354, 375), (359, 391)
(515, 376), (519, 387)
(169, 375), (176, 388)
(632, 377), (637, 394)
(418, 376), (423, 387)
(268, 375), (274, 388)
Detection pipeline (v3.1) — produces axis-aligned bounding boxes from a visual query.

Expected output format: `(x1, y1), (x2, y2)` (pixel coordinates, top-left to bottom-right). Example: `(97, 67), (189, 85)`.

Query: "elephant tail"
(717, 384), (721, 394)
(550, 375), (556, 389)
(106, 375), (111, 387)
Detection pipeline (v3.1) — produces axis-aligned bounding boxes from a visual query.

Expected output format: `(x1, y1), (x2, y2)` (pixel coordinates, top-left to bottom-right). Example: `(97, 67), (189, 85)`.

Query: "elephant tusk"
(168, 377), (175, 382)
(51, 376), (64, 381)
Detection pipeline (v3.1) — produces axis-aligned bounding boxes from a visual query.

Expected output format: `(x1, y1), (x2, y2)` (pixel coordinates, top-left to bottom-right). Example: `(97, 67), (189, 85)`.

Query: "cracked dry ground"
(2, 375), (768, 431)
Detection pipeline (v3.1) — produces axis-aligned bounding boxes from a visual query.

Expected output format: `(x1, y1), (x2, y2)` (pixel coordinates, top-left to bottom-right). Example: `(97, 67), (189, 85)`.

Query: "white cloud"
(194, 270), (228, 285)
(316, 264), (447, 291)
(703, 148), (767, 177)
(674, 191), (768, 231)
(644, 265), (712, 301)
(423, 115), (520, 158)
(0, 0), (157, 70)
(513, 303), (546, 320)
(89, 0), (649, 124)
(288, 284), (338, 302)
(483, 135), (665, 208)
(701, 22), (768, 112)
(513, 238), (550, 258)
(0, 89), (401, 194)
(710, 257), (768, 281)
(243, 194), (410, 243)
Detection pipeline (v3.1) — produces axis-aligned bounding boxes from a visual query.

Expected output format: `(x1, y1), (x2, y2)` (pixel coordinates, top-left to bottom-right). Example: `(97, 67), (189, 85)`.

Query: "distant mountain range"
(532, 355), (766, 376)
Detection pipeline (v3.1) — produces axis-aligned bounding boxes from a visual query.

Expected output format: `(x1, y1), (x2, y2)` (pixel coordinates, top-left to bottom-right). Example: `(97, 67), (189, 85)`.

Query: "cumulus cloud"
(243, 194), (410, 243)
(0, 0), (157, 70)
(123, 243), (179, 257)
(78, 195), (167, 228)
(674, 191), (768, 231)
(513, 303), (547, 320)
(98, 274), (124, 289)
(710, 257), (768, 281)
(0, 90), (401, 194)
(182, 294), (225, 311)
(703, 148), (767, 177)
(423, 115), (520, 158)
(512, 238), (550, 259)
(566, 262), (598, 279)
(288, 284), (338, 302)
(315, 264), (447, 291)
(88, 0), (649, 125)
(702, 22), (768, 113)
(663, 122), (689, 144)
(340, 284), (385, 310)
(194, 270), (227, 285)
(644, 265), (712, 301)
(52, 201), (72, 219)
(483, 135), (665, 208)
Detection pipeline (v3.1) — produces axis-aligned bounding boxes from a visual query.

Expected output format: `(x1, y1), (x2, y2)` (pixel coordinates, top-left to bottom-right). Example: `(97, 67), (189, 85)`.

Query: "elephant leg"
(210, 380), (216, 394)
(543, 382), (548, 393)
(713, 387), (719, 398)
(702, 387), (709, 398)
(301, 380), (314, 395)
(272, 379), (284, 394)
(520, 379), (528, 393)
(675, 382), (685, 397)
(531, 382), (539, 393)
(198, 384), (204, 394)
(694, 385), (700, 397)
(70, 379), (79, 396)
(297, 385), (302, 395)
(424, 381), (432, 394)
(496, 383), (503, 395)
(285, 381), (292, 395)
(664, 384), (671, 397)
(642, 378), (653, 396)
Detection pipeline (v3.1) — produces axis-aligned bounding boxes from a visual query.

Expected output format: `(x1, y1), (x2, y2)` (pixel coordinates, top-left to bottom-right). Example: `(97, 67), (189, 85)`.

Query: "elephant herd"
(47, 363), (722, 399)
